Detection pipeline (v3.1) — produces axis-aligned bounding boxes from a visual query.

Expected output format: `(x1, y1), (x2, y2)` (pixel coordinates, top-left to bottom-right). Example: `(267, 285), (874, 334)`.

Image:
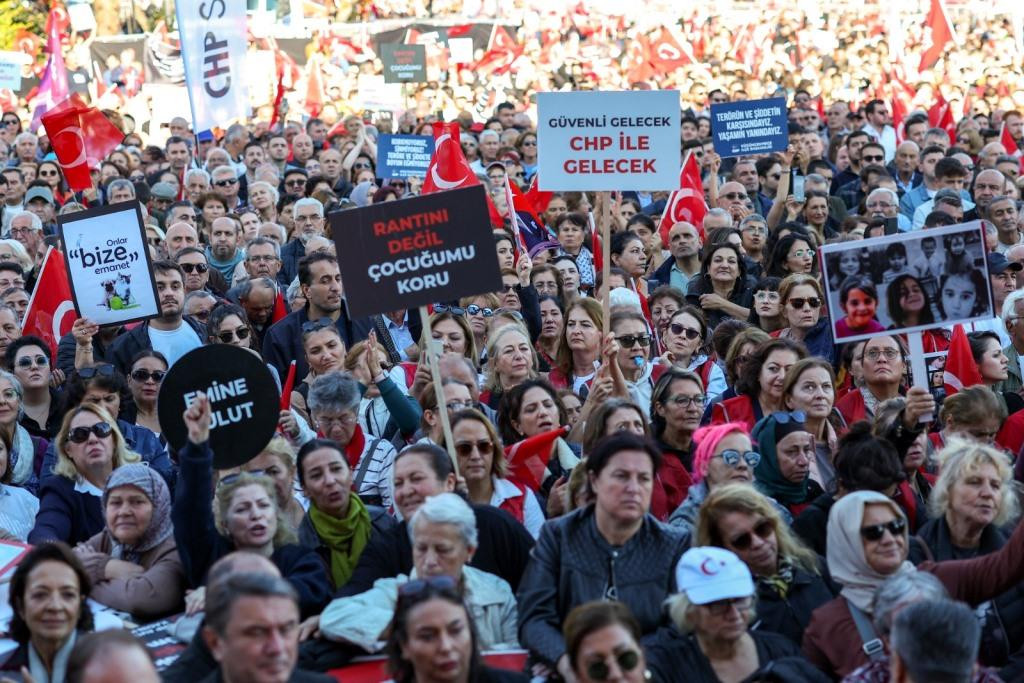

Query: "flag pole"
(418, 304), (459, 477)
(595, 191), (612, 337)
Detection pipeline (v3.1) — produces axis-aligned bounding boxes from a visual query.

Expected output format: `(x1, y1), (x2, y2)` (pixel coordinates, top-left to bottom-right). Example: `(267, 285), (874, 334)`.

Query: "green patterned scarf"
(309, 494), (372, 588)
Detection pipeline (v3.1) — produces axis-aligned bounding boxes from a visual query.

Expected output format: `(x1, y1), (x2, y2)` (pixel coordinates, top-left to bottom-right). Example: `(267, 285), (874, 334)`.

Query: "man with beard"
(206, 216), (245, 287)
(649, 221), (702, 293)
(279, 198), (324, 284)
(110, 261), (205, 372)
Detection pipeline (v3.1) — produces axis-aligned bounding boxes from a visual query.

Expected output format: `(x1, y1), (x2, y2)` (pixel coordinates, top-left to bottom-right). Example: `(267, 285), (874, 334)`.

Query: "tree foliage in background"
(0, 0), (46, 51)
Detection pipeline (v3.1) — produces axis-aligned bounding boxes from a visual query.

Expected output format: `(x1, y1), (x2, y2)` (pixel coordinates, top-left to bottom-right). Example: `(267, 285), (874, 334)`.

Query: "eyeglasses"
(862, 348), (900, 362)
(390, 181), (407, 188)
(771, 410), (807, 423)
(302, 317), (334, 333)
(722, 192), (746, 200)
(67, 421), (113, 444)
(191, 309), (212, 321)
(742, 226), (766, 235)
(39, 170), (59, 177)
(500, 284), (517, 293)
(729, 519), (774, 551)
(217, 326), (251, 343)
(16, 355), (48, 369)
(754, 291), (780, 302)
(861, 155), (885, 163)
(615, 334), (650, 348)
(214, 178), (239, 186)
(466, 305), (494, 317)
(703, 596), (754, 616)
(585, 650), (641, 681)
(218, 469), (267, 488)
(669, 323), (700, 340)
(787, 297), (821, 309)
(295, 213), (321, 224)
(179, 262), (208, 274)
(285, 179), (306, 187)
(719, 449), (761, 468)
(397, 575), (458, 599)
(445, 400), (475, 412)
(315, 413), (357, 427)
(130, 369), (166, 383)
(789, 250), (813, 259)
(433, 304), (466, 315)
(78, 364), (115, 380)
(664, 394), (705, 408)
(353, 162), (372, 170)
(860, 517), (907, 542)
(454, 440), (494, 457)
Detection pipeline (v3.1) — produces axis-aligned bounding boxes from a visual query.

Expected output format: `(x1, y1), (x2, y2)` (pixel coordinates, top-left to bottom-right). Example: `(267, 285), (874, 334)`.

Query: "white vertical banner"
(175, 0), (249, 132)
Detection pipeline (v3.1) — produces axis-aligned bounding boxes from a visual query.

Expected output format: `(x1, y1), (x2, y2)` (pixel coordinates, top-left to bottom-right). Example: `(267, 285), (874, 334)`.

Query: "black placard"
(330, 185), (503, 318)
(158, 345), (280, 468)
(380, 44), (427, 84)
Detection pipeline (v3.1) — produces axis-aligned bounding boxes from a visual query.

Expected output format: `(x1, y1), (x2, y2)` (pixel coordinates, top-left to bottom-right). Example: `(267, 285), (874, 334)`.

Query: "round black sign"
(158, 344), (280, 469)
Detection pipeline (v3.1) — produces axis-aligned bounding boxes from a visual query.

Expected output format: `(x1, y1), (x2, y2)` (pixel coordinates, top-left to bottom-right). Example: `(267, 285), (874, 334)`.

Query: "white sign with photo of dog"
(58, 201), (160, 327)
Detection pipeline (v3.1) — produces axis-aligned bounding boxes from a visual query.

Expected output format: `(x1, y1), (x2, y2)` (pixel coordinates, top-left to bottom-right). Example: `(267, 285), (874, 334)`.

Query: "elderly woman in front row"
(304, 492), (518, 651)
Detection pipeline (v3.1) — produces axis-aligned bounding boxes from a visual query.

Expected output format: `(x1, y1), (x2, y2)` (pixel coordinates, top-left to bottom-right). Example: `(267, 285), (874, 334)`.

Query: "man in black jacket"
(262, 252), (372, 379)
(110, 260), (206, 373)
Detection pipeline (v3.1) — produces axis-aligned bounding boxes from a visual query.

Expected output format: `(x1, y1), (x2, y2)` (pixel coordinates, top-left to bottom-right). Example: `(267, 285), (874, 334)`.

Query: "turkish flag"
(942, 324), (983, 396)
(927, 95), (957, 146)
(648, 27), (693, 72)
(304, 54), (325, 118)
(919, 0), (955, 72)
(504, 425), (568, 491)
(891, 96), (907, 144)
(506, 178), (549, 250)
(657, 152), (708, 245)
(22, 247), (75, 359)
(41, 94), (124, 191)
(625, 35), (655, 83)
(524, 174), (553, 215)
(422, 121), (502, 227)
(272, 289), (289, 323)
(279, 360), (296, 413)
(1000, 122), (1020, 156)
(489, 25), (518, 53)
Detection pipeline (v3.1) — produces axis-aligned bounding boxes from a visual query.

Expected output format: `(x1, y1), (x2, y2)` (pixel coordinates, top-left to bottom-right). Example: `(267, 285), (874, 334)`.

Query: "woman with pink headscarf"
(668, 422), (791, 534)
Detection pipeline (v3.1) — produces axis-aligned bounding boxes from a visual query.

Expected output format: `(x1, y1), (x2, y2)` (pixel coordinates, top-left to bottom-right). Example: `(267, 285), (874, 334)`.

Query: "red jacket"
(651, 454), (692, 521)
(835, 389), (869, 426)
(710, 395), (758, 432)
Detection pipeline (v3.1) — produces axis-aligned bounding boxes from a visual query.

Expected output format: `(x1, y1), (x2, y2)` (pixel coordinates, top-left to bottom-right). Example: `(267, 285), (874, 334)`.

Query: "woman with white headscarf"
(802, 489), (1024, 679)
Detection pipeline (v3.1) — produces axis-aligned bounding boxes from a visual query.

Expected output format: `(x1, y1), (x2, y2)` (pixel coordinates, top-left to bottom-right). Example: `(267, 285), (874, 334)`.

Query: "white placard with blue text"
(536, 90), (680, 191)
(58, 202), (160, 327)
(710, 97), (788, 157)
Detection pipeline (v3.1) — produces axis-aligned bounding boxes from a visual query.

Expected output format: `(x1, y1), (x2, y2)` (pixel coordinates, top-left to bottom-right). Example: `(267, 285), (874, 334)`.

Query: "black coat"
(261, 304), (373, 380)
(340, 502), (534, 597)
(752, 558), (838, 646)
(792, 493), (834, 557)
(644, 628), (828, 683)
(917, 516), (1024, 666)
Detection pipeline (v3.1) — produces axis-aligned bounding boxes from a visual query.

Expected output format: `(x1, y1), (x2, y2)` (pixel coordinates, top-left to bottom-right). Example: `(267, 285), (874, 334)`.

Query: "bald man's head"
(165, 222), (199, 255)
(209, 550), (282, 586)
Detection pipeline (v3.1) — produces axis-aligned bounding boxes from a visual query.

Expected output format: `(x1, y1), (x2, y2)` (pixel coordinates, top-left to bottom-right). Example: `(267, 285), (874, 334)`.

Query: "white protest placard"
(0, 52), (27, 91)
(174, 0), (249, 131)
(448, 37), (475, 63)
(58, 202), (160, 327)
(536, 90), (681, 191)
(356, 74), (404, 112)
(67, 4), (97, 32)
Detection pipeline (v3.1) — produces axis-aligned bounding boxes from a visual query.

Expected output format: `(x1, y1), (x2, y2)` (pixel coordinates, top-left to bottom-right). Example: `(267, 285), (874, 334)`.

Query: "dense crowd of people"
(4, 3), (1024, 683)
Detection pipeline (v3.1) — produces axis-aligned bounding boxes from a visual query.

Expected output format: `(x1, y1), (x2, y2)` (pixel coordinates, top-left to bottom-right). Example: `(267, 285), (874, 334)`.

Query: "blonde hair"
(214, 473), (297, 547)
(696, 483), (820, 574)
(484, 324), (539, 392)
(928, 438), (1019, 526)
(54, 405), (140, 480)
(666, 590), (757, 634)
(260, 435), (297, 474)
(448, 409), (507, 478)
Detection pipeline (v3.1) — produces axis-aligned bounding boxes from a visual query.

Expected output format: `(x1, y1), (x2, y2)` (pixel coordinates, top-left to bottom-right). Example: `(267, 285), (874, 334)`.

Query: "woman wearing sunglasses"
(563, 601), (650, 683)
(668, 422), (791, 534)
(805, 488), (1024, 679)
(518, 433), (688, 681)
(73, 463), (186, 620)
(38, 363), (173, 490)
(127, 350), (168, 438)
(7, 336), (60, 440)
(662, 307), (726, 400)
(773, 274), (835, 366)
(30, 403), (142, 545)
(648, 546), (821, 682)
(708, 338), (806, 431)
(450, 410), (543, 538)
(697, 484), (835, 647)
(37, 160), (71, 206)
(172, 392), (330, 618)
(751, 412), (825, 517)
(206, 302), (261, 353)
(460, 293), (500, 362)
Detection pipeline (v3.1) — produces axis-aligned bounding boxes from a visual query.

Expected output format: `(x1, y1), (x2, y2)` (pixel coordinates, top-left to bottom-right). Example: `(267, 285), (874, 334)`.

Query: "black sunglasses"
(787, 297), (821, 309)
(669, 322), (700, 340)
(214, 178), (238, 186)
(397, 574), (458, 599)
(615, 333), (650, 348)
(68, 422), (113, 444)
(302, 317), (334, 333)
(586, 650), (641, 681)
(453, 440), (494, 457)
(729, 519), (774, 551)
(861, 517), (906, 542)
(466, 305), (493, 317)
(78, 364), (116, 380)
(433, 304), (466, 315)
(180, 263), (208, 274)
(217, 327), (251, 343)
(131, 369), (166, 383)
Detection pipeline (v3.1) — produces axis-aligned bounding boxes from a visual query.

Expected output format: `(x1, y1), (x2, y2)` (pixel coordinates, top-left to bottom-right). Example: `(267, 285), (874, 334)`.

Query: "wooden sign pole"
(418, 304), (459, 476)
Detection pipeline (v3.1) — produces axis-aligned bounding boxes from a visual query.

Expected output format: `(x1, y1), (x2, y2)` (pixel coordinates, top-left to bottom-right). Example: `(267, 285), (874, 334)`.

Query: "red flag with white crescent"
(657, 152), (708, 244)
(22, 247), (76, 359)
(421, 121), (502, 227)
(919, 0), (956, 72)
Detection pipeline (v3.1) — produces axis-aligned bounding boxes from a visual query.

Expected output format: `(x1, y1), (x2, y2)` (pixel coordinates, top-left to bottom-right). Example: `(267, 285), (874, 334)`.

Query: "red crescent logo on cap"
(700, 558), (719, 576)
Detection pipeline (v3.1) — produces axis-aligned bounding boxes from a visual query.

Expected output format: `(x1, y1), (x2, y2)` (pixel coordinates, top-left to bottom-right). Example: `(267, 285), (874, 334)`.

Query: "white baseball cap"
(675, 546), (754, 605)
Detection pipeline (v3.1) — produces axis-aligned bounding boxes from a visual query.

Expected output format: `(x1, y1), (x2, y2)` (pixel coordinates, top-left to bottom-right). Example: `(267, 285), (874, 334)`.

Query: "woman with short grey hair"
(306, 372), (397, 509)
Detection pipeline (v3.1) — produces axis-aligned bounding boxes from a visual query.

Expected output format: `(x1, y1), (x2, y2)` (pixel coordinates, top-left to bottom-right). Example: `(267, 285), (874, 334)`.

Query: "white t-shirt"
(148, 323), (202, 367)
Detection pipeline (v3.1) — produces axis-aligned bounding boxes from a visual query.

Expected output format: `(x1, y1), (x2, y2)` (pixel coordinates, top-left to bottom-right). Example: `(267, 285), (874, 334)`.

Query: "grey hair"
(479, 129), (499, 142)
(0, 239), (32, 271)
(259, 222), (287, 243)
(705, 207), (731, 221)
(1002, 288), (1024, 323)
(13, 133), (36, 147)
(805, 173), (827, 186)
(238, 276), (277, 300)
(249, 181), (279, 204)
(408, 493), (478, 548)
(867, 187), (898, 204)
(737, 214), (766, 230)
(285, 280), (303, 307)
(890, 599), (980, 683)
(307, 371), (360, 415)
(107, 178), (136, 199)
(211, 165), (238, 181)
(870, 572), (948, 637)
(184, 168), (210, 184)
(293, 197), (324, 219)
(204, 573), (298, 636)
(244, 236), (281, 260)
(0, 369), (24, 406)
(184, 290), (217, 307)
(8, 211), (41, 232)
